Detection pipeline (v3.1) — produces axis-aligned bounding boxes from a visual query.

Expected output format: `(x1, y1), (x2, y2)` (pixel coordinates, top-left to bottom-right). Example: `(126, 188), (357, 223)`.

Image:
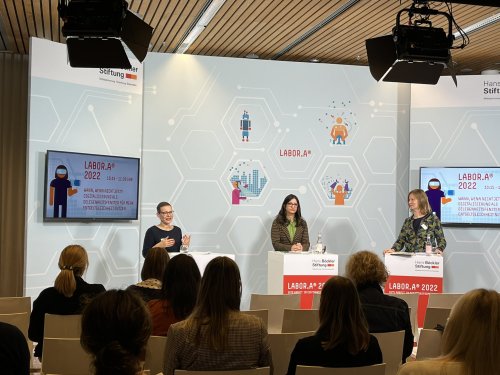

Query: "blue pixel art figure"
(240, 110), (251, 142)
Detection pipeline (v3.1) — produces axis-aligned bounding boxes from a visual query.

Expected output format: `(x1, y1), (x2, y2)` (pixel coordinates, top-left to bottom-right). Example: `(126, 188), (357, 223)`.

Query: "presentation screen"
(43, 150), (140, 221)
(419, 167), (500, 227)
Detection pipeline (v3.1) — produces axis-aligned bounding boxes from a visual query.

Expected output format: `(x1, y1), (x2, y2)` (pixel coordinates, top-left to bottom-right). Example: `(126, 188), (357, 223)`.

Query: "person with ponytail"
(28, 244), (105, 358)
(81, 289), (152, 375)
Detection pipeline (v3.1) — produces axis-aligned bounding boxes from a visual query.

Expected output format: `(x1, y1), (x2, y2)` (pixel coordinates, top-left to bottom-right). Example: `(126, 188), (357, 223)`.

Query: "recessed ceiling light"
(310, 58), (320, 63)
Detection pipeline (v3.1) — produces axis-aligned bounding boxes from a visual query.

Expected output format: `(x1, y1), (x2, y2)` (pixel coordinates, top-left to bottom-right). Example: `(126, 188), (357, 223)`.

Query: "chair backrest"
(423, 307), (451, 330)
(281, 309), (319, 333)
(144, 335), (168, 375)
(427, 293), (463, 309)
(416, 329), (443, 360)
(0, 312), (29, 340)
(296, 364), (386, 375)
(250, 294), (301, 333)
(268, 331), (315, 375)
(389, 293), (418, 337)
(241, 309), (269, 329)
(41, 337), (92, 375)
(311, 293), (321, 310)
(175, 367), (271, 374)
(0, 296), (31, 314)
(371, 331), (404, 375)
(44, 314), (82, 338)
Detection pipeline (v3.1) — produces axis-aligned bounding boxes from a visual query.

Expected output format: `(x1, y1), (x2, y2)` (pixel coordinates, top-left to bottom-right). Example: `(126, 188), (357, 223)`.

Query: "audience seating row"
(0, 293), (450, 375)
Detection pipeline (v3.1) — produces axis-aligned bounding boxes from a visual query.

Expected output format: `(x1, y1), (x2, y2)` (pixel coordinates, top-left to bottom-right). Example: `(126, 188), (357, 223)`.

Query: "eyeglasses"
(287, 203), (298, 207)
(159, 211), (174, 216)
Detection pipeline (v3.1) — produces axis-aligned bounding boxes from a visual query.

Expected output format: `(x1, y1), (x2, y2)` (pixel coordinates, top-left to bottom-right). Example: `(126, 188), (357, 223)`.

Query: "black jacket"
(28, 276), (105, 358)
(357, 283), (414, 362)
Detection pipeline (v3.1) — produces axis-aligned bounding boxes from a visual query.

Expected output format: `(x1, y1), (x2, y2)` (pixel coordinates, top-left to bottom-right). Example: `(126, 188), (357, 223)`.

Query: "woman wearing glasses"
(271, 194), (310, 252)
(142, 201), (191, 256)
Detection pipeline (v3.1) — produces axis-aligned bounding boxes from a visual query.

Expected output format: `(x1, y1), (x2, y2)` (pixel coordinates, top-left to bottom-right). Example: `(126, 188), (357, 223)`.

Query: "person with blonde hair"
(346, 250), (413, 362)
(397, 288), (500, 375)
(163, 256), (272, 374)
(287, 276), (382, 375)
(28, 244), (105, 358)
(81, 289), (151, 375)
(385, 189), (446, 254)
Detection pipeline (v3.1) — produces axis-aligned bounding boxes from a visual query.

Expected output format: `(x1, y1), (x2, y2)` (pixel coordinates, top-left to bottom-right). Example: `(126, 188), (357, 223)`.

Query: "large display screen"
(43, 150), (140, 221)
(419, 167), (500, 227)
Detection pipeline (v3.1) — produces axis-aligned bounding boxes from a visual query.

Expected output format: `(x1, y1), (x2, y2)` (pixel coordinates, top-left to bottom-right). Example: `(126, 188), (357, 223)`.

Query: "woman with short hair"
(346, 250), (413, 362)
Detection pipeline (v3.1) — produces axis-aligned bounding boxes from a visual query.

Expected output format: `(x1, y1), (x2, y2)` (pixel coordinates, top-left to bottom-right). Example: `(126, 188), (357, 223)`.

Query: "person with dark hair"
(286, 276), (382, 375)
(147, 253), (201, 336)
(0, 322), (30, 375)
(127, 247), (170, 302)
(346, 250), (413, 363)
(81, 289), (152, 375)
(28, 244), (105, 358)
(385, 189), (446, 254)
(397, 289), (500, 375)
(163, 256), (272, 375)
(142, 201), (191, 256)
(271, 194), (310, 252)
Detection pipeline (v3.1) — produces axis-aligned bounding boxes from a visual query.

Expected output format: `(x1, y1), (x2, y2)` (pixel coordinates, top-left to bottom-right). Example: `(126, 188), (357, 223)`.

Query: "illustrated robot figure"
(240, 110), (251, 142)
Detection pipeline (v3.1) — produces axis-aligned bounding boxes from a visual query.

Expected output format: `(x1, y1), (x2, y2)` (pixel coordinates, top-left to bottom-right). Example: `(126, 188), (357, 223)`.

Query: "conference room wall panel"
(410, 76), (500, 291)
(142, 53), (411, 305)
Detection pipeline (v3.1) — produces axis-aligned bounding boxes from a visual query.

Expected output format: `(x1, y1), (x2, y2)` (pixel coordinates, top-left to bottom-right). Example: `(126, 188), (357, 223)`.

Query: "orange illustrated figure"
(330, 117), (348, 145)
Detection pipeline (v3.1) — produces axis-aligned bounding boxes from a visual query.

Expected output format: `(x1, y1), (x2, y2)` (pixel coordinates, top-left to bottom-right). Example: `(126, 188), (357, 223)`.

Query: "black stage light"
(58, 0), (153, 68)
(366, 4), (457, 86)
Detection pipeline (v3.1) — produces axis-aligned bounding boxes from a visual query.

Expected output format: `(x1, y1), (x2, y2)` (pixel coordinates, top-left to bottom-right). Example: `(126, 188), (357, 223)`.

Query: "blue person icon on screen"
(49, 165), (78, 218)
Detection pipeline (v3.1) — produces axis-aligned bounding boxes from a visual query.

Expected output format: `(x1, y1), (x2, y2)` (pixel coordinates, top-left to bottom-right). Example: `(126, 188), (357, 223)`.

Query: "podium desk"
(268, 251), (338, 309)
(384, 253), (444, 328)
(171, 252), (235, 275)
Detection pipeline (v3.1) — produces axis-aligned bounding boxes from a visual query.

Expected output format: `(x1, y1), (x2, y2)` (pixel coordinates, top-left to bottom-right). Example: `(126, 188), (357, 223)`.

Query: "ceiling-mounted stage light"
(58, 0), (153, 68)
(366, 1), (457, 86)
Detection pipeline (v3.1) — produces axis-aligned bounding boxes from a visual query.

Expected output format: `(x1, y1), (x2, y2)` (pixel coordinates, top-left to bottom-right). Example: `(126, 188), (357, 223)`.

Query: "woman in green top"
(271, 194), (310, 252)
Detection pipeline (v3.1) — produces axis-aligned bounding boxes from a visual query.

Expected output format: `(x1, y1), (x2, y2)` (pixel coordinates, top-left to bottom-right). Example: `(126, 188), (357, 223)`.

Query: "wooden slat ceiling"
(0, 0), (499, 75)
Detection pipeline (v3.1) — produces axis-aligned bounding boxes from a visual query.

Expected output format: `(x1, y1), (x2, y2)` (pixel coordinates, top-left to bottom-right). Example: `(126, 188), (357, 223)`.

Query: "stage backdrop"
(411, 76), (500, 291)
(141, 53), (411, 305)
(26, 39), (413, 306)
(25, 38), (143, 298)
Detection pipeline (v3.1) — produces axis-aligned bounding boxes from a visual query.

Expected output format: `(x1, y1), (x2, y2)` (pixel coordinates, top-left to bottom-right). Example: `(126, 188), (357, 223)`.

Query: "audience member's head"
(54, 244), (89, 297)
(161, 253), (201, 320)
(188, 256), (242, 350)
(440, 288), (500, 375)
(317, 276), (370, 354)
(345, 250), (388, 287)
(81, 289), (151, 375)
(141, 247), (170, 281)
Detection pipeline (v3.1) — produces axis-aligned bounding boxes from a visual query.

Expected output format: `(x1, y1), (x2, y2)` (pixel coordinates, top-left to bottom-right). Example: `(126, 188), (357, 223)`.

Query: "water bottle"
(425, 234), (432, 254)
(314, 233), (323, 254)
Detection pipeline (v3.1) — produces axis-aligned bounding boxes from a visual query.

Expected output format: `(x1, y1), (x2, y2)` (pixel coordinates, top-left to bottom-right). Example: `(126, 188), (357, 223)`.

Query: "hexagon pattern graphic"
(26, 42), (498, 305)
